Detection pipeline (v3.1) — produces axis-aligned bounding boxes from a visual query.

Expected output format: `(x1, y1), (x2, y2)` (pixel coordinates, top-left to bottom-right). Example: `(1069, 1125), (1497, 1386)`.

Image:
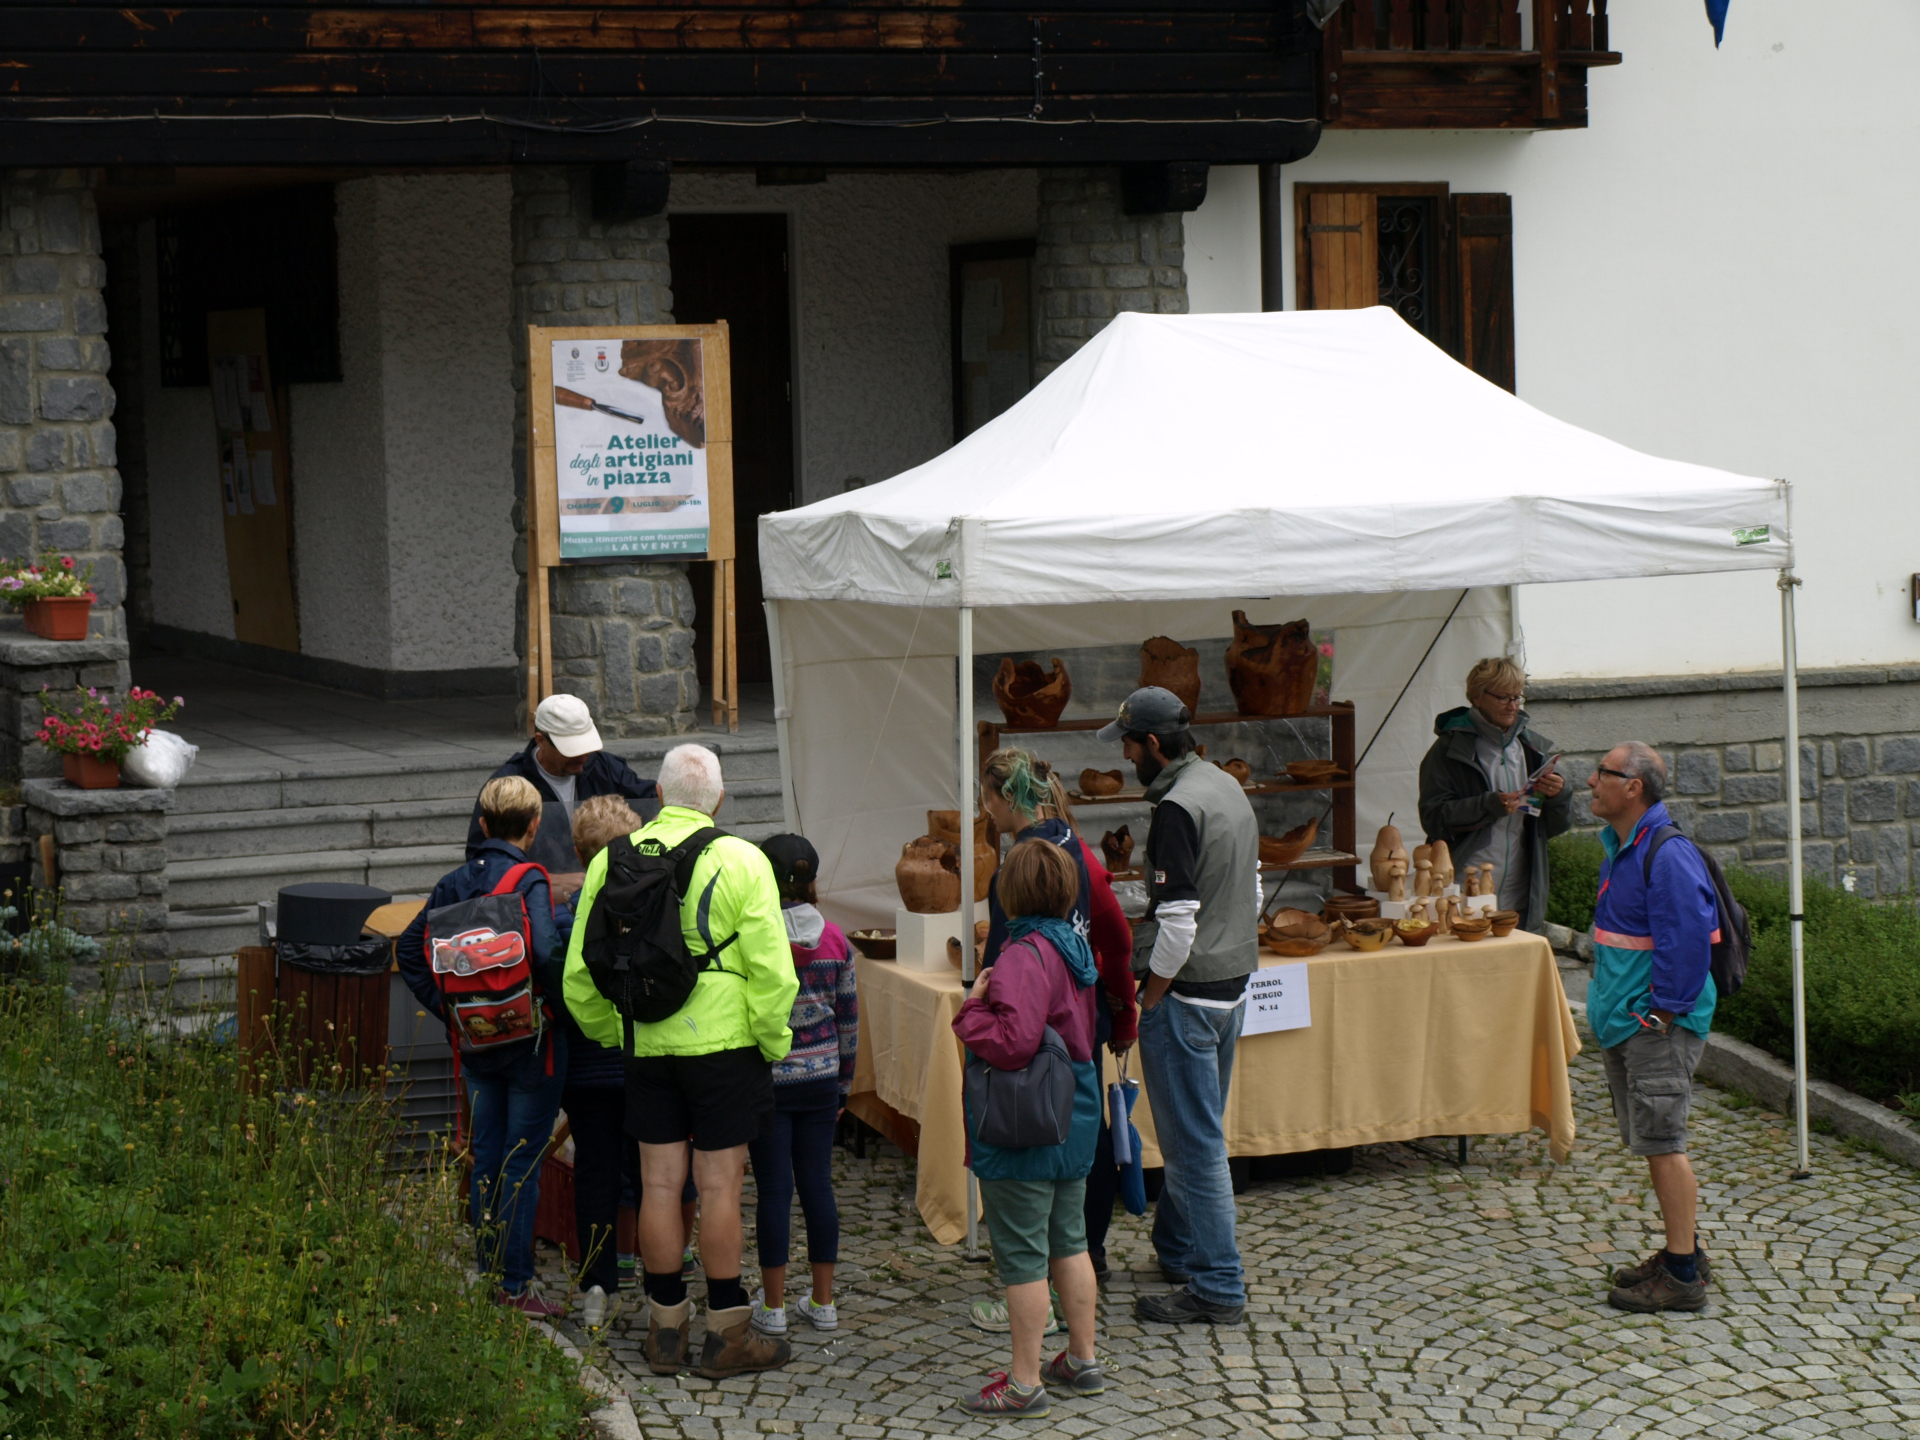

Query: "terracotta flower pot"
(63, 752), (121, 789)
(1225, 611), (1318, 717)
(24, 596), (93, 641)
(1137, 636), (1202, 718)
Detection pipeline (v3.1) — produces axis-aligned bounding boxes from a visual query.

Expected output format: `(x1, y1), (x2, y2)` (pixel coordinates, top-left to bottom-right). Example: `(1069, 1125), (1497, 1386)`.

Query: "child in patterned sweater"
(747, 834), (859, 1338)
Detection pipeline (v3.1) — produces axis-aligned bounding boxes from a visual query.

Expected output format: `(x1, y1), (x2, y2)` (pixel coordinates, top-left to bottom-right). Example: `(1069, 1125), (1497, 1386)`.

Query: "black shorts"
(626, 1046), (774, 1151)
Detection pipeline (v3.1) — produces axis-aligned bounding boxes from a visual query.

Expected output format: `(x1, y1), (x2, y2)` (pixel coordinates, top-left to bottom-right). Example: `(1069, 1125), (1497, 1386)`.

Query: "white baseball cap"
(534, 693), (603, 758)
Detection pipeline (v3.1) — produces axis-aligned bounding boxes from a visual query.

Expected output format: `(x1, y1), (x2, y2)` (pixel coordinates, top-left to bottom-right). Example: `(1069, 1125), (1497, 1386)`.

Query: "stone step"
(166, 844), (465, 910)
(166, 798), (475, 862)
(170, 735), (781, 815)
(166, 904), (261, 961)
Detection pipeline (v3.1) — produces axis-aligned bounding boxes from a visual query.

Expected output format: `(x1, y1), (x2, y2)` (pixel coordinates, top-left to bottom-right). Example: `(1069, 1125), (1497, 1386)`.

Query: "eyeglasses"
(1481, 690), (1524, 706)
(1594, 765), (1634, 783)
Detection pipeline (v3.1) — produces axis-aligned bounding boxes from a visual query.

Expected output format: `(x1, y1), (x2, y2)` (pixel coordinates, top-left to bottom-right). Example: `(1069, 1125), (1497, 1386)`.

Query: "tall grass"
(0, 946), (591, 1438)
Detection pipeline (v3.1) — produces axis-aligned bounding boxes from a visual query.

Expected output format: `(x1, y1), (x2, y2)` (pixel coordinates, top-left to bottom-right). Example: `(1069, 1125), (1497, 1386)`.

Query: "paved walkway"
(543, 1012), (1920, 1439)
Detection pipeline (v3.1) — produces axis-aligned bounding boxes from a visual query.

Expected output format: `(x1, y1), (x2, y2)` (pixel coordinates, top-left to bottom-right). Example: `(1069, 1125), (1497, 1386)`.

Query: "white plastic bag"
(122, 729), (198, 789)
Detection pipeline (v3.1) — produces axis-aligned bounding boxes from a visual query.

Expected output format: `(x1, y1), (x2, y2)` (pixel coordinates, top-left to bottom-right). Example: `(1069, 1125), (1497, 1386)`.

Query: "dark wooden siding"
(0, 4), (1325, 167)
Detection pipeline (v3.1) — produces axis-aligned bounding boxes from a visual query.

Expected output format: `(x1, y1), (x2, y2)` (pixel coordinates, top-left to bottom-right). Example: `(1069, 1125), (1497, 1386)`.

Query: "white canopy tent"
(758, 306), (1814, 1175)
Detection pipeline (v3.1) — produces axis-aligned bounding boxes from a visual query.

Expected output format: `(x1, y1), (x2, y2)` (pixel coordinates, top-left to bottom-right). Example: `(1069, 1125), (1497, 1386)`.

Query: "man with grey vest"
(1099, 686), (1259, 1325)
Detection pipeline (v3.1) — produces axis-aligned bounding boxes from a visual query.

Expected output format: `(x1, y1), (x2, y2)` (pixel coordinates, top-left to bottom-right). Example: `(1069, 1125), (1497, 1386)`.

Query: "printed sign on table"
(1239, 962), (1312, 1036)
(550, 338), (709, 558)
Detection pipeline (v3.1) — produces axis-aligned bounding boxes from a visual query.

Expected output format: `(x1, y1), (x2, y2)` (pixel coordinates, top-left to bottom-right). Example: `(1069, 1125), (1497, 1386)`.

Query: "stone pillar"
(0, 632), (131, 781)
(24, 777), (170, 960)
(0, 170), (124, 637)
(508, 167), (700, 737)
(1033, 168), (1189, 381)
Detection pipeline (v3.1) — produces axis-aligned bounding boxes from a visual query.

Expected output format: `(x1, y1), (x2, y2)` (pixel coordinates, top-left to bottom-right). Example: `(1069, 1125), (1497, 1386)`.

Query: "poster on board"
(550, 337), (709, 558)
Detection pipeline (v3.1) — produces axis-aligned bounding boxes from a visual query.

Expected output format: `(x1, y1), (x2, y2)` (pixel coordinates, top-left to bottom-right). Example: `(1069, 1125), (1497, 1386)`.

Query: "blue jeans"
(467, 1061), (566, 1294)
(1137, 996), (1246, 1307)
(746, 1078), (841, 1270)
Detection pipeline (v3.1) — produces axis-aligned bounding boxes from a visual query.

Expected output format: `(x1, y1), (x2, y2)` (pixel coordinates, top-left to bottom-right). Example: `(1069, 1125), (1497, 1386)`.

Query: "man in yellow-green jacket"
(564, 742), (798, 1380)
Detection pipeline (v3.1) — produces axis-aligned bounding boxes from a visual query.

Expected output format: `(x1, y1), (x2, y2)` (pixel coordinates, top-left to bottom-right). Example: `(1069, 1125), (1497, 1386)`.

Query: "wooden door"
(668, 214), (794, 689)
(206, 308), (299, 650)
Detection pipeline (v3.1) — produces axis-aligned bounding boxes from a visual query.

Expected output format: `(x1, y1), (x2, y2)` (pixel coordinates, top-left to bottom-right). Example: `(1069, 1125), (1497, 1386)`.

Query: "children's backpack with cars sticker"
(425, 862), (550, 1055)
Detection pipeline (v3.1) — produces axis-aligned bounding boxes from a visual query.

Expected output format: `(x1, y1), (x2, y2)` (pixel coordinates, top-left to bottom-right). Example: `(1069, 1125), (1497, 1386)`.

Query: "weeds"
(0, 945), (591, 1437)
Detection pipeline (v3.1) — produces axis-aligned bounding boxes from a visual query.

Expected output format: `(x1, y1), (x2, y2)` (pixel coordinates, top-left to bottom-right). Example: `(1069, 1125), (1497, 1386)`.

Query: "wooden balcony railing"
(1320, 0), (1622, 130)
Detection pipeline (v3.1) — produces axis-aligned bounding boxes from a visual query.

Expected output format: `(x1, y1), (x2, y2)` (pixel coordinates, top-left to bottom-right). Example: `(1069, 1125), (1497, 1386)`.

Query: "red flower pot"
(24, 597), (94, 641)
(62, 753), (121, 789)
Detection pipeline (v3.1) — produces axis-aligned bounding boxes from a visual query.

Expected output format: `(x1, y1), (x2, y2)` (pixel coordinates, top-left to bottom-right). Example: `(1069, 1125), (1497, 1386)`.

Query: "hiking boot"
(680, 1246), (700, 1281)
(1608, 1267), (1709, 1314)
(955, 1372), (1052, 1417)
(1612, 1246), (1714, 1288)
(1134, 1286), (1245, 1326)
(1088, 1250), (1111, 1285)
(792, 1294), (838, 1331)
(497, 1286), (565, 1319)
(698, 1303), (792, 1378)
(970, 1292), (1062, 1334)
(1157, 1259), (1191, 1285)
(1042, 1349), (1108, 1395)
(578, 1285), (621, 1331)
(644, 1297), (692, 1375)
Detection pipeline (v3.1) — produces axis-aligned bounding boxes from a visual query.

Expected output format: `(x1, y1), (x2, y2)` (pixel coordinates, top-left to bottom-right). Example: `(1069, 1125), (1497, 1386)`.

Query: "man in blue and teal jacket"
(1587, 741), (1719, 1315)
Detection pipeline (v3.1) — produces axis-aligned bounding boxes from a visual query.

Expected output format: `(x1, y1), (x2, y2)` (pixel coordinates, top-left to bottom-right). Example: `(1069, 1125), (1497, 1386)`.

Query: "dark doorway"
(668, 213), (794, 690)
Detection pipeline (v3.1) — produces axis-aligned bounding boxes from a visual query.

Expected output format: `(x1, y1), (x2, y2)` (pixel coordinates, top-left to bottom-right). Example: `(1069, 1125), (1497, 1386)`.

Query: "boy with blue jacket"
(1586, 742), (1719, 1314)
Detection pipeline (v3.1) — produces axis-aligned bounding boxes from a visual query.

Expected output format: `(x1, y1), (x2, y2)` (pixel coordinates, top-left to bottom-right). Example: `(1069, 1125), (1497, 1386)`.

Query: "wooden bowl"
(849, 929), (897, 960)
(1322, 894), (1380, 923)
(1262, 911), (1331, 957)
(1393, 919), (1436, 948)
(1079, 768), (1125, 797)
(1219, 758), (1253, 785)
(992, 656), (1072, 729)
(1488, 910), (1521, 937)
(1285, 759), (1343, 784)
(1342, 918), (1394, 952)
(1451, 917), (1492, 942)
(1258, 815), (1321, 867)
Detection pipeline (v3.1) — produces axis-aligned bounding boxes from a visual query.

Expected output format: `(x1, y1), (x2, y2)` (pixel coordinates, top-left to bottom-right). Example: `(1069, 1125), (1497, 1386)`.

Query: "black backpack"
(581, 827), (739, 1047)
(1641, 823), (1750, 1000)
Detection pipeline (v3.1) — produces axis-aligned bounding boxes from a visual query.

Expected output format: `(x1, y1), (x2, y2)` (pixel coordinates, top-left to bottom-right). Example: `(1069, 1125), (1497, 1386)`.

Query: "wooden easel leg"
(725, 558), (739, 734)
(711, 563), (725, 727)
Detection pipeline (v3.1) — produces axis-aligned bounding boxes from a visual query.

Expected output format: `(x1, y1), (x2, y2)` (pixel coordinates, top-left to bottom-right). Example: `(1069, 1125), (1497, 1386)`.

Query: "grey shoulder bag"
(964, 1024), (1076, 1149)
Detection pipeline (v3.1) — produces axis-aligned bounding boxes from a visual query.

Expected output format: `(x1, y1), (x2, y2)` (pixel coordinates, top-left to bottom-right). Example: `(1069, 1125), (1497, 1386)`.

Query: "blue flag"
(1705, 0), (1730, 47)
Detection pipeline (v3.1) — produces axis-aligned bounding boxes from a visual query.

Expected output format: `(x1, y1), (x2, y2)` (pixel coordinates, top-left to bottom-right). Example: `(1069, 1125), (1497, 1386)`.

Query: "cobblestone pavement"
(540, 1016), (1920, 1438)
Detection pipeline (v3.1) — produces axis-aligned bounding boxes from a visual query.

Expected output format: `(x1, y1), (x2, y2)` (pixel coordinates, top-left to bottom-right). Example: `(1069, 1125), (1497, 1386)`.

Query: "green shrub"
(0, 965), (591, 1438)
(1544, 831), (1605, 932)
(1715, 878), (1920, 1103)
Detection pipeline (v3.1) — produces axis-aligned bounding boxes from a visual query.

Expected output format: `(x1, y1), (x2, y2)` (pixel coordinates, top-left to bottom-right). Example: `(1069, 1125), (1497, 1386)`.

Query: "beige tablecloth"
(847, 931), (1581, 1246)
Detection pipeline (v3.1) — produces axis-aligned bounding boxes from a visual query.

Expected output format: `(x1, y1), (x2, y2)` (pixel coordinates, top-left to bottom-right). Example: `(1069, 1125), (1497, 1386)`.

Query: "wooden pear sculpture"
(1369, 817), (1404, 895)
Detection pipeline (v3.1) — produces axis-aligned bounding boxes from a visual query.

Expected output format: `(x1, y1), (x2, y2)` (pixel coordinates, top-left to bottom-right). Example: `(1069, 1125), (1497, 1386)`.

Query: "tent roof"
(759, 307), (1788, 608)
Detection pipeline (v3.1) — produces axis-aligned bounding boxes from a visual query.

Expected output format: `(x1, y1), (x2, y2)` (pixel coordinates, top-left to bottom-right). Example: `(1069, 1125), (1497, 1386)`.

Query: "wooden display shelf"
(978, 701), (1358, 891)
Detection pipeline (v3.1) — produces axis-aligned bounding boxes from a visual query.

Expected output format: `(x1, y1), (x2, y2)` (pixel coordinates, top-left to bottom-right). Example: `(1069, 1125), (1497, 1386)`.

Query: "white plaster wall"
(289, 179), (391, 670)
(1185, 164), (1263, 317)
(670, 171), (1040, 505)
(373, 174), (516, 671)
(1186, 0), (1920, 681)
(137, 221), (234, 640)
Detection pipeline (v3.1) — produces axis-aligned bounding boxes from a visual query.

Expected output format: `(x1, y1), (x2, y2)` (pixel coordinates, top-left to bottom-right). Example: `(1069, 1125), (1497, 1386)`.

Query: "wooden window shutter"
(1296, 190), (1378, 311)
(1451, 193), (1515, 392)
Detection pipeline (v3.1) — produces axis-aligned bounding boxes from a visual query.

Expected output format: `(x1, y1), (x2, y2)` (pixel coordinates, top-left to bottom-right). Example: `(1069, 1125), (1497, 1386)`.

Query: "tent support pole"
(1780, 565), (1811, 1179)
(958, 604), (982, 1258)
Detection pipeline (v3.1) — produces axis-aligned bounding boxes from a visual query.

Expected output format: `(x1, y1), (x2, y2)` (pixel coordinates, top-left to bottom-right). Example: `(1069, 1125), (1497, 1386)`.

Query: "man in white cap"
(465, 694), (660, 858)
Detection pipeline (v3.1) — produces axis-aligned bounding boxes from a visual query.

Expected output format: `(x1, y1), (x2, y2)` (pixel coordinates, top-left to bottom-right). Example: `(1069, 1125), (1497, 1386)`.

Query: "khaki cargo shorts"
(1601, 1024), (1707, 1157)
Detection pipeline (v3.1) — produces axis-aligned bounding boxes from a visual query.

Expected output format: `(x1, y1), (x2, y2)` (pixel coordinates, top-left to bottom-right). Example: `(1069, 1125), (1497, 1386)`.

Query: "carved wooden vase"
(992, 656), (1072, 729)
(1101, 825), (1134, 875)
(926, 810), (996, 901)
(1137, 636), (1202, 718)
(1224, 611), (1318, 717)
(896, 837), (962, 915)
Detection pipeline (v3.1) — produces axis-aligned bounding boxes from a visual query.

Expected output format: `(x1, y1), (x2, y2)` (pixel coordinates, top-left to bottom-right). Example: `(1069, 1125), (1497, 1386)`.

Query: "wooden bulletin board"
(206, 308), (300, 651)
(526, 325), (737, 732)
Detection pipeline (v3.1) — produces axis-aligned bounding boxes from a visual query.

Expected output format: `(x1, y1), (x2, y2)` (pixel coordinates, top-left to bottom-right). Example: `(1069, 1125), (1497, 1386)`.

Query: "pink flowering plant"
(0, 552), (95, 608)
(35, 685), (183, 764)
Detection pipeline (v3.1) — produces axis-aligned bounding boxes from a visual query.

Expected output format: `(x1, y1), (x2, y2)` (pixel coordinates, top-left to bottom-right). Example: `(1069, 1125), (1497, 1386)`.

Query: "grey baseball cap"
(1095, 686), (1192, 743)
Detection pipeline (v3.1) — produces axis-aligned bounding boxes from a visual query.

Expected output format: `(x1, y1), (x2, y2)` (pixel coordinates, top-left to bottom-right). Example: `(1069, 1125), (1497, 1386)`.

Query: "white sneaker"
(578, 1285), (621, 1330)
(747, 1289), (788, 1337)
(792, 1294), (839, 1331)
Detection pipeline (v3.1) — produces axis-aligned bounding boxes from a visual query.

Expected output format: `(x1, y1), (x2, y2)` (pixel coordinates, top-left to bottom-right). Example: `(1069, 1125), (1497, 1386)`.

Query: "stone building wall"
(1529, 667), (1920, 897)
(1033, 169), (1188, 380)
(0, 170), (124, 637)
(508, 167), (699, 736)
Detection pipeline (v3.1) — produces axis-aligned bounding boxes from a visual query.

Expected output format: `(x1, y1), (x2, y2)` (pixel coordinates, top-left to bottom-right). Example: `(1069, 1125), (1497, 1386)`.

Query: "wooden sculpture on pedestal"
(1430, 841), (1454, 892)
(896, 838), (961, 914)
(1387, 859), (1408, 903)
